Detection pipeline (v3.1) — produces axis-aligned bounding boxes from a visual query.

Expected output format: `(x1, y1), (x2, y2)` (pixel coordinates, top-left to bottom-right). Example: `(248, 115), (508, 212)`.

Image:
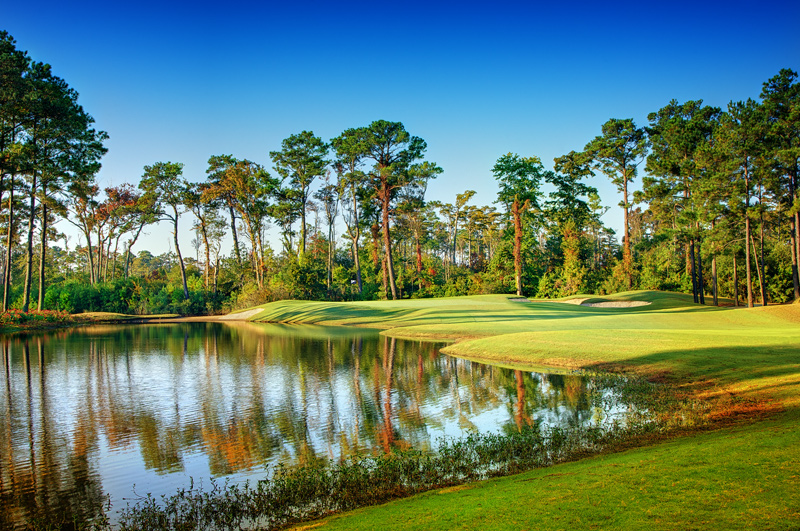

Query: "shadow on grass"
(254, 300), (682, 328)
(255, 293), (738, 332)
(580, 343), (800, 414)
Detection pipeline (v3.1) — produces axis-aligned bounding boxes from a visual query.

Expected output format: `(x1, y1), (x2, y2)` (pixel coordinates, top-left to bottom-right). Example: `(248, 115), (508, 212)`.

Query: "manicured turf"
(247, 291), (800, 530)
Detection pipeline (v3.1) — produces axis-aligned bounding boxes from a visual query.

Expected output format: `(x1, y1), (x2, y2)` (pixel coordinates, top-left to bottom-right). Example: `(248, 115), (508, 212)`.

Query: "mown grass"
(243, 291), (800, 530)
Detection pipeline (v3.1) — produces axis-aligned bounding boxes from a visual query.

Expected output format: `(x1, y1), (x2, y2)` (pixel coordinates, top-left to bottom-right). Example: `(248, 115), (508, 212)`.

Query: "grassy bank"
(243, 291), (800, 529)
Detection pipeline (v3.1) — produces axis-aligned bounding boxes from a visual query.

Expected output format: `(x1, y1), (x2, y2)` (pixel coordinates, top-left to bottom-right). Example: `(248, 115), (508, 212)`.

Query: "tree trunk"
(733, 252), (739, 307)
(750, 233), (765, 306)
(94, 227), (104, 284)
(85, 231), (96, 285)
(622, 176), (632, 289)
(299, 197), (307, 261)
(37, 202), (47, 310)
(790, 172), (800, 300)
(381, 185), (398, 300)
(351, 235), (362, 295)
(201, 225), (211, 291)
(711, 255), (718, 306)
(467, 229), (473, 270)
(793, 208), (800, 300)
(172, 209), (189, 301)
(759, 219), (767, 307)
(112, 236), (122, 280)
(22, 174), (36, 313)
(256, 229), (265, 289)
(696, 232), (705, 305)
(745, 213), (753, 308)
(349, 187), (363, 294)
(4, 174), (15, 311)
(415, 228), (423, 274)
(214, 255), (219, 294)
(689, 239), (698, 304)
(104, 236), (113, 282)
(512, 198), (523, 297)
(327, 221), (334, 291)
(229, 204), (241, 264)
(0, 182), (5, 301)
(381, 254), (388, 299)
(452, 216), (458, 266)
(370, 223), (380, 270)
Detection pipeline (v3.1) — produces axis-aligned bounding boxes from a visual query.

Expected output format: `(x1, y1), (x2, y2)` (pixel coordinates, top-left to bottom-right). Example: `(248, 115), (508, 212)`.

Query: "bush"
(0, 309), (71, 326)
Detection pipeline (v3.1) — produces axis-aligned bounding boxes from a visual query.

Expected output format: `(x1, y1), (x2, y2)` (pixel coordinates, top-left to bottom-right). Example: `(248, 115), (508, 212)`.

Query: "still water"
(1, 322), (626, 528)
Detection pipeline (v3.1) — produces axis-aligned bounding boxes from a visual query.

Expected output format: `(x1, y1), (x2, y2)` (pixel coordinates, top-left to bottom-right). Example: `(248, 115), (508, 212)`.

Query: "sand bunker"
(580, 300), (651, 308)
(218, 308), (264, 321)
(551, 297), (651, 308)
(562, 298), (588, 305)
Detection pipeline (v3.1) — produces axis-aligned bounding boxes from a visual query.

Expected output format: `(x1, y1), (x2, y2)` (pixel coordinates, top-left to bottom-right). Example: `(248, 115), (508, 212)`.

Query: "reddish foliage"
(0, 309), (71, 326)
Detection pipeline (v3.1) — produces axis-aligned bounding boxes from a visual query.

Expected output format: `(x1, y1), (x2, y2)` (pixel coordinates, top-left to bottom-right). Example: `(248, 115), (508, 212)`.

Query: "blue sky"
(4, 0), (799, 255)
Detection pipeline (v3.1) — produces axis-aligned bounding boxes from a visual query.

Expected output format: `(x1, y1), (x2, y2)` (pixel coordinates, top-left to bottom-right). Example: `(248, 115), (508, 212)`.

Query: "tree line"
(1, 31), (797, 314)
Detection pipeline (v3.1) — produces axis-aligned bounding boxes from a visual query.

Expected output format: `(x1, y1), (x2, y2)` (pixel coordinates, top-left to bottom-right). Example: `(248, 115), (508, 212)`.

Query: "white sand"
(580, 300), (651, 308)
(218, 308), (264, 321)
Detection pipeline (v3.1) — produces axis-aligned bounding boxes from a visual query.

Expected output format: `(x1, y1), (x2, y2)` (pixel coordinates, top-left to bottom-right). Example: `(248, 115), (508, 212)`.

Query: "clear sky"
(4, 0), (799, 256)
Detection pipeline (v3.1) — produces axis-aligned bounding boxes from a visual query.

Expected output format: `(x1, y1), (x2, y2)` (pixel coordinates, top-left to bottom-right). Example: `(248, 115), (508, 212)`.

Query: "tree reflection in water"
(0, 322), (624, 529)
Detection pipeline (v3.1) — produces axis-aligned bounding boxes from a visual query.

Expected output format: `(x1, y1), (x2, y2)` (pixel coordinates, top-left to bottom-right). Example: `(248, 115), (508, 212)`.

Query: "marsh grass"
(110, 372), (708, 531)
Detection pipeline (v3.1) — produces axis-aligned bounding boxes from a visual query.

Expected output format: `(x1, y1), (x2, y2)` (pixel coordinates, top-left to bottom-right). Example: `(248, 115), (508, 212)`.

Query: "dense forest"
(1, 31), (798, 315)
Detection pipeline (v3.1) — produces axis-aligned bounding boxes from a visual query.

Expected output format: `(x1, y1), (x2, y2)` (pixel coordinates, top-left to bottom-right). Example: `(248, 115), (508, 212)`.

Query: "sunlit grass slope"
(251, 290), (800, 405)
(249, 291), (800, 530)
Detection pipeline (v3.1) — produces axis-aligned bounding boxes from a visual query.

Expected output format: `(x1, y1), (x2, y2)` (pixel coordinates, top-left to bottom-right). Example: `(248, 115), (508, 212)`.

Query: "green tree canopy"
(270, 130), (329, 259)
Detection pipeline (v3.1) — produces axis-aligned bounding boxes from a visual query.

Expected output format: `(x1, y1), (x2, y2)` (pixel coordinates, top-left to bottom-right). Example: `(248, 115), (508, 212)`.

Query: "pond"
(1, 322), (630, 529)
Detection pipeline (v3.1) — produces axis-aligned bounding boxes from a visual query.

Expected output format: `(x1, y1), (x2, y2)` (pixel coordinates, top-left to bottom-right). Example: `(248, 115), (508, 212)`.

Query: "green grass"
(245, 291), (800, 530)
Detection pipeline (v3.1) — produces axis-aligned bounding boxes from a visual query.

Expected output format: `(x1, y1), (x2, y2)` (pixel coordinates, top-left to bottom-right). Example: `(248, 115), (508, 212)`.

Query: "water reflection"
(0, 323), (623, 528)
